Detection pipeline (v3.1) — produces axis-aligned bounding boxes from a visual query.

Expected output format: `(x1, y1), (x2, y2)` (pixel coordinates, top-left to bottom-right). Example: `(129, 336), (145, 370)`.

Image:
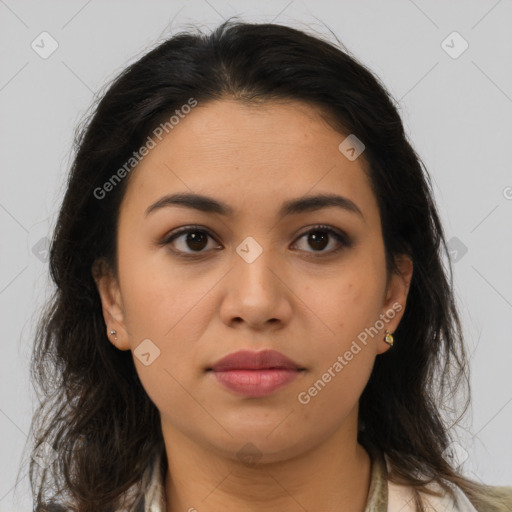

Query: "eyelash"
(159, 224), (352, 260)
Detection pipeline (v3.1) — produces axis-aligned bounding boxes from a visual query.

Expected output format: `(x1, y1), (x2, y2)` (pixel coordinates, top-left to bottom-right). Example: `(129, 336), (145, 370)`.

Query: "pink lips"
(208, 349), (304, 397)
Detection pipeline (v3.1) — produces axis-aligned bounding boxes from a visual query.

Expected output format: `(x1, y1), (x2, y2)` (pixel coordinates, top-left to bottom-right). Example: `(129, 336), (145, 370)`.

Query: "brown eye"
(306, 231), (329, 251)
(292, 225), (351, 256)
(162, 226), (220, 256)
(181, 231), (209, 251)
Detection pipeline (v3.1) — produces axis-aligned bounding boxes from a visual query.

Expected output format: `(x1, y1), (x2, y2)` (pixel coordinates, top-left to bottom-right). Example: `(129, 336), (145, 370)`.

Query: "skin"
(94, 98), (413, 512)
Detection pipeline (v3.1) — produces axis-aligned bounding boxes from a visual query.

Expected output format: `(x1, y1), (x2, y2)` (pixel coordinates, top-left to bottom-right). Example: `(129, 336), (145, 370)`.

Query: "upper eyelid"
(163, 225), (218, 242)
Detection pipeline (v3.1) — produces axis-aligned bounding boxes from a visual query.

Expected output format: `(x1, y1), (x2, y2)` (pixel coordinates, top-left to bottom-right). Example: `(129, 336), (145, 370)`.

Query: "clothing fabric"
(125, 447), (488, 512)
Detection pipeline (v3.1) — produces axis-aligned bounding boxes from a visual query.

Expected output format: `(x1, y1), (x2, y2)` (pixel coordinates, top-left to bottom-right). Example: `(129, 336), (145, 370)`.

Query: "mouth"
(206, 349), (306, 397)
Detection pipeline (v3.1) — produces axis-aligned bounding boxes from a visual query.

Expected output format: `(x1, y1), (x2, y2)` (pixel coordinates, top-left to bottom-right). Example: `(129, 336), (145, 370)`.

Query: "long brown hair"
(17, 19), (511, 511)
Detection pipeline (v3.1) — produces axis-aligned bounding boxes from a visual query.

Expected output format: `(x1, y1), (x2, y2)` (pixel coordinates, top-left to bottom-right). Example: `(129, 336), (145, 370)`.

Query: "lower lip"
(210, 369), (301, 397)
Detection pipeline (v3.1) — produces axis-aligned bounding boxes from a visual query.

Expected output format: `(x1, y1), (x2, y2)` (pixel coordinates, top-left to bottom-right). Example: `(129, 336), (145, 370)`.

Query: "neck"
(162, 415), (372, 512)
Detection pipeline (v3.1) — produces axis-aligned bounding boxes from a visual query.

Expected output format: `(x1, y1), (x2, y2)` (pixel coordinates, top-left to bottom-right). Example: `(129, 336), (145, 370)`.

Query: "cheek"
(117, 238), (196, 338)
(301, 263), (385, 341)
(296, 349), (374, 436)
(296, 278), (379, 420)
(294, 259), (384, 396)
(117, 244), (215, 380)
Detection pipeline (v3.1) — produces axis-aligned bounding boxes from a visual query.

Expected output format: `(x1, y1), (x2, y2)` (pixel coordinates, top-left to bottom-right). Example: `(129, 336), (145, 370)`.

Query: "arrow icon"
(338, 134), (365, 161)
(236, 236), (263, 263)
(440, 31), (468, 59)
(134, 339), (161, 366)
(447, 236), (468, 262)
(31, 31), (59, 59)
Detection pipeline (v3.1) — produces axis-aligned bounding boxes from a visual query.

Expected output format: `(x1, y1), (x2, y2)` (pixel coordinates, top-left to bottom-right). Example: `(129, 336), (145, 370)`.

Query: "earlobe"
(92, 259), (130, 351)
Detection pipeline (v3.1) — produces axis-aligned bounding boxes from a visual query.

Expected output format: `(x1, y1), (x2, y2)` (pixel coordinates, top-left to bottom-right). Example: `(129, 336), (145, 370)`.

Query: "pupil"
(187, 232), (207, 251)
(309, 231), (328, 250)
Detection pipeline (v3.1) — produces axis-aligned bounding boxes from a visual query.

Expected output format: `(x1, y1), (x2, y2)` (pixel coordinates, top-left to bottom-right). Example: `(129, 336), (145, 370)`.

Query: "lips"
(207, 349), (305, 397)
(208, 349), (303, 372)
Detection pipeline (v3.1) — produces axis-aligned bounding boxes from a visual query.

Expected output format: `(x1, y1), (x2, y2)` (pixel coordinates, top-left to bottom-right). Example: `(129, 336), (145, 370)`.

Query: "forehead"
(121, 99), (377, 222)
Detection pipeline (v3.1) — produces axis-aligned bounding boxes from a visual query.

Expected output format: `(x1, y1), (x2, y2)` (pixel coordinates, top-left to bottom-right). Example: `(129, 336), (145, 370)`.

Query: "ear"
(376, 254), (413, 355)
(92, 258), (130, 351)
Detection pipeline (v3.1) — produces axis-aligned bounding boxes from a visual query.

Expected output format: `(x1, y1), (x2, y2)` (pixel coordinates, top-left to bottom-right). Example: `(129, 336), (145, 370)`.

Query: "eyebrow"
(145, 192), (364, 220)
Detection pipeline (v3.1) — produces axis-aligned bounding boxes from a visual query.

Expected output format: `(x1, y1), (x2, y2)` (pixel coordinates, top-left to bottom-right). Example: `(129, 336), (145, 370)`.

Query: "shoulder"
(474, 484), (512, 511)
(387, 477), (478, 511)
(383, 452), (512, 512)
(489, 484), (512, 499)
(391, 483), (512, 512)
(383, 455), (512, 512)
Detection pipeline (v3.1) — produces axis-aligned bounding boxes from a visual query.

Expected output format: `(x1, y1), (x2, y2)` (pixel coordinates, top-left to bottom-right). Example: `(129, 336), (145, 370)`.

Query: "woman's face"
(95, 99), (412, 463)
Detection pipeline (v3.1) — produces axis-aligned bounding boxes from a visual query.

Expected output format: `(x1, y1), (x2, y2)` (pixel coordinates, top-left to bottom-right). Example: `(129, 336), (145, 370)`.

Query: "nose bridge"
(233, 234), (279, 298)
(220, 235), (290, 327)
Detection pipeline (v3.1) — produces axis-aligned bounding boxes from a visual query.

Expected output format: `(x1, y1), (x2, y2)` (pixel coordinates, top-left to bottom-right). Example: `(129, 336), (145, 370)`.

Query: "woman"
(21, 19), (512, 512)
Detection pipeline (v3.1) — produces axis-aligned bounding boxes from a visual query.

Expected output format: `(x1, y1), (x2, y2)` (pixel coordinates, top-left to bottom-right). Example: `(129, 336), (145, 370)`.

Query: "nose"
(219, 244), (293, 331)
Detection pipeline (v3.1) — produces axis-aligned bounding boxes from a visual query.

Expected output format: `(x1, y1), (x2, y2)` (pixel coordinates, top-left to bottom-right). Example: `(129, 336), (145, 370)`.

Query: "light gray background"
(1, 0), (511, 510)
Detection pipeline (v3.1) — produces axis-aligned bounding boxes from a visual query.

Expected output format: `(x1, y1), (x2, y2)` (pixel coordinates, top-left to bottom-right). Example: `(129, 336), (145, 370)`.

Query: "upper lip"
(208, 349), (303, 371)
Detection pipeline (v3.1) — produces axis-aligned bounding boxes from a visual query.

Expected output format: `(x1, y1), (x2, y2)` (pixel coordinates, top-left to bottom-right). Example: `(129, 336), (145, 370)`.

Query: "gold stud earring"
(109, 329), (118, 341)
(384, 330), (394, 347)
